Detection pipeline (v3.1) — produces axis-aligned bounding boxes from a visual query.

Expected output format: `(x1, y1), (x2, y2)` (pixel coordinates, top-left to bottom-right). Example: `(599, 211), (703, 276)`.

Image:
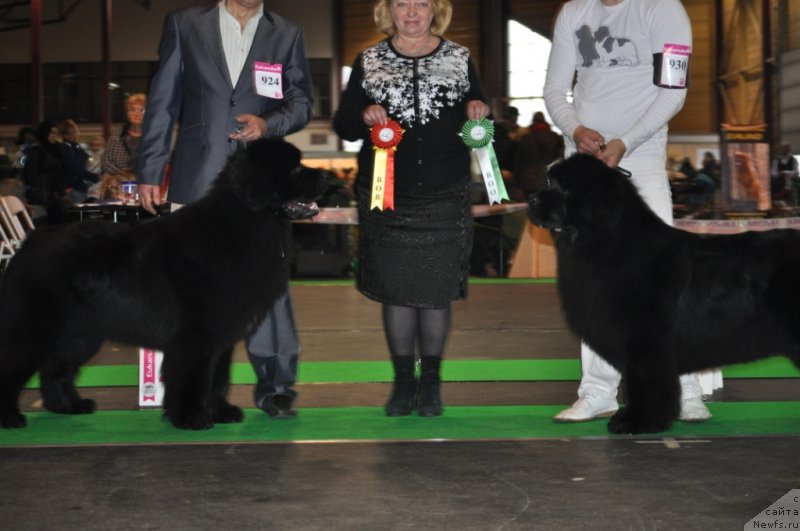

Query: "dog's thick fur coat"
(529, 154), (800, 434)
(0, 139), (327, 430)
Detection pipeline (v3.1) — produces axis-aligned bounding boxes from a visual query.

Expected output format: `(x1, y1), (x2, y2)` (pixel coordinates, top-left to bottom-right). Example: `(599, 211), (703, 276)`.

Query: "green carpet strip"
(0, 402), (798, 447)
(23, 357), (800, 389)
(288, 278), (558, 286)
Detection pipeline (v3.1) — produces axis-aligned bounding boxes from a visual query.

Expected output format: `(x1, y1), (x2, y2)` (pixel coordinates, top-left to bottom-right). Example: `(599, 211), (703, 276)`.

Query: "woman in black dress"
(334, 0), (490, 417)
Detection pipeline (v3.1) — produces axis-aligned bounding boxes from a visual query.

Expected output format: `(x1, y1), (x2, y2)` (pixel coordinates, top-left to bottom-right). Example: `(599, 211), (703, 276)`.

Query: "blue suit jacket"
(136, 5), (314, 204)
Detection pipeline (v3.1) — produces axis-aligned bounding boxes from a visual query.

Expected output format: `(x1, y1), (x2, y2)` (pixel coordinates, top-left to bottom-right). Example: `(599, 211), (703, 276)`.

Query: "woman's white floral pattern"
(361, 40), (471, 128)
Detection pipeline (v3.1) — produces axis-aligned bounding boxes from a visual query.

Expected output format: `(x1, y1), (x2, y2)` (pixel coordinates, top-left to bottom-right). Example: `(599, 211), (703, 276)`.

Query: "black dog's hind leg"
(608, 349), (681, 435)
(209, 347), (244, 424)
(0, 344), (40, 428)
(39, 338), (102, 415)
(161, 343), (218, 430)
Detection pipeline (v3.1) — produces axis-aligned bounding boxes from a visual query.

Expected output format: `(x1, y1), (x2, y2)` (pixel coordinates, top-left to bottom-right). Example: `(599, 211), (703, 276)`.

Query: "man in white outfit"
(543, 0), (711, 423)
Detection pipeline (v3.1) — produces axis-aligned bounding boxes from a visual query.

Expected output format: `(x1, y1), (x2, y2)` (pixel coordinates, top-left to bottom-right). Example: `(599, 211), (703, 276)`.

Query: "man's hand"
(229, 114), (268, 142)
(573, 125), (606, 156)
(139, 184), (162, 215)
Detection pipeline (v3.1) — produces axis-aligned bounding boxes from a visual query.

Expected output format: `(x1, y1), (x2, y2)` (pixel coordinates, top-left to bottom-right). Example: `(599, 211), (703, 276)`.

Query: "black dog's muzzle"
(282, 165), (321, 220)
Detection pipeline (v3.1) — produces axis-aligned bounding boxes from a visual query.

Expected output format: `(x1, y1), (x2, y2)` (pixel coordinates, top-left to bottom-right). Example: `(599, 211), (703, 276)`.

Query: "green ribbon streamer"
(462, 118), (509, 203)
(486, 142), (509, 200)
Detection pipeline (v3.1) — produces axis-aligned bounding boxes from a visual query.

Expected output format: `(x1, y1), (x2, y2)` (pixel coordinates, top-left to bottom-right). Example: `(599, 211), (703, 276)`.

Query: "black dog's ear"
(579, 194), (622, 230)
(230, 139), (302, 211)
(577, 162), (626, 230)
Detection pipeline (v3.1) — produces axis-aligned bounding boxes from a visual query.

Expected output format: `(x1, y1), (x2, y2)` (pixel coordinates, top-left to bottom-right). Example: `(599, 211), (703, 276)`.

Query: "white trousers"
(572, 152), (718, 401)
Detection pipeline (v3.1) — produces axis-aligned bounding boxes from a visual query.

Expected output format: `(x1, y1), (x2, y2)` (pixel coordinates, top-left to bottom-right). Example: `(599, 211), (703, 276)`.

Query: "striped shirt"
(218, 1), (263, 87)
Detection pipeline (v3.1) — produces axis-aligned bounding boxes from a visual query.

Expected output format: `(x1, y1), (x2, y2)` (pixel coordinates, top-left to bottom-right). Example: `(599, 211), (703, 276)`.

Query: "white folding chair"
(0, 218), (14, 271)
(0, 196), (35, 246)
(0, 199), (21, 251)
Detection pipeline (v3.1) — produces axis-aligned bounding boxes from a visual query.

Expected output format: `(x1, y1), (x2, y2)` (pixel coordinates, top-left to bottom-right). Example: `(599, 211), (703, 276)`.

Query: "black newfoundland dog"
(529, 154), (800, 434)
(0, 139), (327, 430)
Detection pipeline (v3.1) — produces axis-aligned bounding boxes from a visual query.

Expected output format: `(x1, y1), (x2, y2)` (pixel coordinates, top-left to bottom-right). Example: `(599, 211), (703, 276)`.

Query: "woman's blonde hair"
(373, 0), (453, 37)
(125, 93), (147, 111)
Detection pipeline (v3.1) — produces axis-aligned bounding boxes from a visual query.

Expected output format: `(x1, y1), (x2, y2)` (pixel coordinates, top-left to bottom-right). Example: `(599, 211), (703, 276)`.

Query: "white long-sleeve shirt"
(544, 0), (692, 158)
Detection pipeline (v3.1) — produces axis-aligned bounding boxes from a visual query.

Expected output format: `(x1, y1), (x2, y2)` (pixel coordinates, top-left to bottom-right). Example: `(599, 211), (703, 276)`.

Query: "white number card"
(254, 61), (283, 99)
(659, 44), (691, 88)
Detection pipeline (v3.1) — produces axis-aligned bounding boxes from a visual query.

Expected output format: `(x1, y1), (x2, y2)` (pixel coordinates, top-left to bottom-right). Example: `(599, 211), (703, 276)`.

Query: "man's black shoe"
(267, 395), (297, 419)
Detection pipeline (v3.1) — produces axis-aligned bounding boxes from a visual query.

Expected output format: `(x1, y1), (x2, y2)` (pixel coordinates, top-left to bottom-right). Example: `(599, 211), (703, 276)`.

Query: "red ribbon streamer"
(370, 121), (404, 210)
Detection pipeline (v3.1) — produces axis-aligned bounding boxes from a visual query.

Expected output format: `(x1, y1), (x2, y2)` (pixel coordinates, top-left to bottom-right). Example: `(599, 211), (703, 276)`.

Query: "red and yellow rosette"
(370, 120), (404, 210)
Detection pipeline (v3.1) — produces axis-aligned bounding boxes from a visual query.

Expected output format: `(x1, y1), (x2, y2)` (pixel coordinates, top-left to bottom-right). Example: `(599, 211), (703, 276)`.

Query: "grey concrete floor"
(3, 283), (799, 530)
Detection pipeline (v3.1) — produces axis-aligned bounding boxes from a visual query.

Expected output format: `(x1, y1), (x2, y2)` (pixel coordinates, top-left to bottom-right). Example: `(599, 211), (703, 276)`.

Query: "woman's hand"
(362, 105), (389, 127)
(573, 125), (606, 156)
(465, 100), (490, 120)
(597, 139), (626, 169)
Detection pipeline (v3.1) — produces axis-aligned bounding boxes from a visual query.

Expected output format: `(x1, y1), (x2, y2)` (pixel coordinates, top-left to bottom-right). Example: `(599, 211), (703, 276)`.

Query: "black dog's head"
(527, 153), (639, 234)
(216, 138), (328, 218)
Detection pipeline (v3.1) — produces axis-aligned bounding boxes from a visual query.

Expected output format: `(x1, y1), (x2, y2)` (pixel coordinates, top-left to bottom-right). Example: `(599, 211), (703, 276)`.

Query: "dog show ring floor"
(2, 280), (799, 530)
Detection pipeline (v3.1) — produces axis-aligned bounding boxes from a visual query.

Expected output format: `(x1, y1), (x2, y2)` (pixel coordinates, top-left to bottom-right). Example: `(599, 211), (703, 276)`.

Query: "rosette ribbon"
(370, 120), (404, 210)
(460, 118), (509, 205)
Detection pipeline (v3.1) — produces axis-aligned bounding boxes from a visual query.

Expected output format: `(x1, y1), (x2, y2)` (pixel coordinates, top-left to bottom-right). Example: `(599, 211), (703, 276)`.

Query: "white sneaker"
(554, 394), (619, 422)
(678, 395), (712, 422)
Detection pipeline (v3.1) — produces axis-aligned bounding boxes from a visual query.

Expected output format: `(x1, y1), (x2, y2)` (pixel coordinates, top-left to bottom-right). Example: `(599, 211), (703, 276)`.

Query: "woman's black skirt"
(357, 181), (472, 309)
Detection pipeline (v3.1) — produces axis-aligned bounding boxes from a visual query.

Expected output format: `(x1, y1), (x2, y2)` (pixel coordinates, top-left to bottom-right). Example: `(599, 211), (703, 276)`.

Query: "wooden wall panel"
(778, 48), (800, 149)
(340, 0), (382, 69)
(671, 0), (717, 133)
(789, 0), (800, 50)
(718, 0), (767, 126)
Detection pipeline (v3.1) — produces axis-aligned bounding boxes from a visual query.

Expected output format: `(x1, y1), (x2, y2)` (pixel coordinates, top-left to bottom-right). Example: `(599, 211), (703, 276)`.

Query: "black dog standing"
(529, 154), (800, 434)
(0, 139), (327, 430)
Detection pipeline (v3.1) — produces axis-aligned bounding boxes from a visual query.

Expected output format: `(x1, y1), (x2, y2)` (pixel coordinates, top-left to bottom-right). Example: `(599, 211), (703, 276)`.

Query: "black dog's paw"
(166, 410), (215, 431)
(44, 397), (97, 415)
(213, 403), (244, 424)
(75, 398), (96, 414)
(0, 412), (27, 429)
(608, 407), (673, 435)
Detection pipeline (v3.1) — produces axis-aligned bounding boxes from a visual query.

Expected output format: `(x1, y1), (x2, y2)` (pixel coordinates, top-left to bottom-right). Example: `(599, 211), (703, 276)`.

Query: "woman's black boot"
(385, 356), (417, 416)
(417, 356), (443, 417)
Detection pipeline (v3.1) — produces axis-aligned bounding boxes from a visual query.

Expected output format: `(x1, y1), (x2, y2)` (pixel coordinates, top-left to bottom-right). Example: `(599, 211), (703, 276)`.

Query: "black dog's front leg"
(607, 351), (681, 434)
(39, 363), (96, 415)
(209, 347), (244, 424)
(161, 345), (216, 430)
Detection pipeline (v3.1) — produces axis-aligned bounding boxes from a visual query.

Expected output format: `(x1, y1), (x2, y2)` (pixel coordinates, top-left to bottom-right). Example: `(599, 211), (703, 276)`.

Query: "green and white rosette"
(460, 118), (509, 205)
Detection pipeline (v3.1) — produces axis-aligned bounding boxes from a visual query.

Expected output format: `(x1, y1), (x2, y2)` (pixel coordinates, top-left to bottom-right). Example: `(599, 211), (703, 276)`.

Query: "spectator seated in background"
(86, 135), (106, 176)
(770, 142), (799, 205)
(14, 122), (66, 224)
(89, 94), (147, 202)
(700, 151), (721, 189)
(102, 93), (146, 180)
(678, 156), (697, 181)
(56, 119), (98, 204)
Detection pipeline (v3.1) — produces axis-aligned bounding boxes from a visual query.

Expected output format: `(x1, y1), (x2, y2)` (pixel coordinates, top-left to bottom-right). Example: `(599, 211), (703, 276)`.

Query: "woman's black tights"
(382, 304), (451, 359)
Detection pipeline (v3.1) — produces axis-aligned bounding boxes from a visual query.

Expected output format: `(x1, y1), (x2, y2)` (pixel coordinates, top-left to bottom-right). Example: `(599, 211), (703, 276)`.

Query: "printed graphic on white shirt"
(575, 24), (639, 68)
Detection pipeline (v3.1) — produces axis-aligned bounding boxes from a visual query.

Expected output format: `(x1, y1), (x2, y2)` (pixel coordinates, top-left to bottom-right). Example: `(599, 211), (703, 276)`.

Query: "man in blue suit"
(136, 0), (314, 419)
